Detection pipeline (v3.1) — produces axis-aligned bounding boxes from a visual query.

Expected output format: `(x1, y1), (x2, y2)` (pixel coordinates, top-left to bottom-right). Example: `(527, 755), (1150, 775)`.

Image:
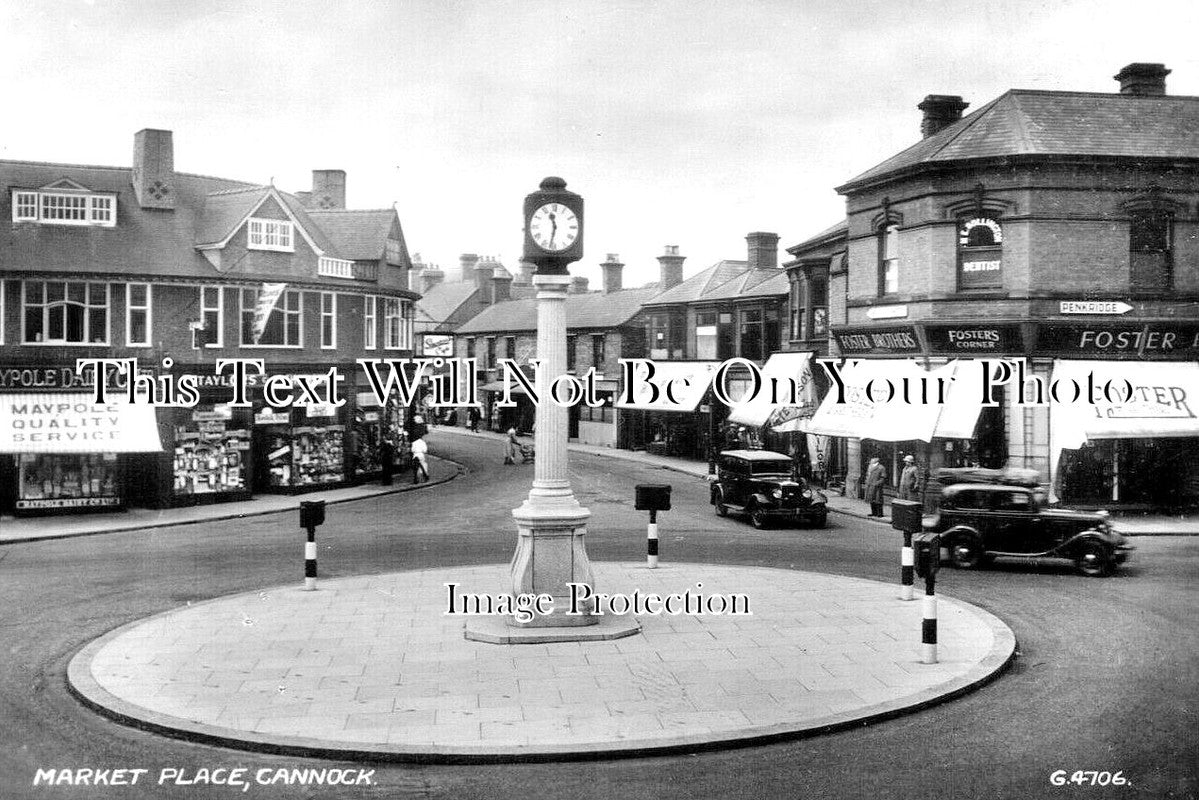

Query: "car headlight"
(771, 488), (783, 499)
(802, 489), (812, 499)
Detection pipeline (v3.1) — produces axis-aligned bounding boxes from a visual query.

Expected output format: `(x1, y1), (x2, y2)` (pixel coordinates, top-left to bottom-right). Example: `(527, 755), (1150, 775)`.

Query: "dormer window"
(247, 218), (294, 252)
(12, 189), (117, 227)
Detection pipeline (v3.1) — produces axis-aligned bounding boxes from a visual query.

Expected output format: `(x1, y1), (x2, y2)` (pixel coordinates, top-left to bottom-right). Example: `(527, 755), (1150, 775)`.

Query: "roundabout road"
(0, 430), (1195, 799)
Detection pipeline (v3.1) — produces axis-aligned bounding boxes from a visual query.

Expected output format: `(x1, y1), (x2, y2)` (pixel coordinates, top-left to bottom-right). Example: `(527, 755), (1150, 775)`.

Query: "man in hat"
(864, 457), (886, 517)
(898, 454), (921, 501)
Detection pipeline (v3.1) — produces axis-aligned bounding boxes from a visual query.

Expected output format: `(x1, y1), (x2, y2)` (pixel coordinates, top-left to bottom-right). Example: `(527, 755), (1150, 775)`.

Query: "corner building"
(811, 63), (1199, 509)
(0, 129), (417, 515)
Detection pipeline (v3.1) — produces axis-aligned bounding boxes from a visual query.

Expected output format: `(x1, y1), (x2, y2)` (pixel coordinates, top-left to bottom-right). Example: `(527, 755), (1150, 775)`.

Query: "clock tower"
(522, 176), (584, 273)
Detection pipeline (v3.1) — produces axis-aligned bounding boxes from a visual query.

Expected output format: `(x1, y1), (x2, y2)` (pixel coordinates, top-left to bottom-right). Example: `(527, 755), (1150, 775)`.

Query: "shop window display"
(18, 453), (120, 510)
(173, 405), (251, 498)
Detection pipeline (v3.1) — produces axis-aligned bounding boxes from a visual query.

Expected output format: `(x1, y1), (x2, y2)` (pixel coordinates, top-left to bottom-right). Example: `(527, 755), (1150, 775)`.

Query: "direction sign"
(1059, 300), (1133, 315)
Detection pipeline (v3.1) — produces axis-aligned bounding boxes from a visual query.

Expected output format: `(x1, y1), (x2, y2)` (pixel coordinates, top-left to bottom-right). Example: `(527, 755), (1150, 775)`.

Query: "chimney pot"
(917, 95), (970, 139)
(1115, 62), (1170, 95)
(657, 245), (685, 290)
(420, 266), (445, 293)
(458, 253), (480, 283)
(311, 170), (346, 209)
(570, 275), (589, 294)
(132, 128), (175, 210)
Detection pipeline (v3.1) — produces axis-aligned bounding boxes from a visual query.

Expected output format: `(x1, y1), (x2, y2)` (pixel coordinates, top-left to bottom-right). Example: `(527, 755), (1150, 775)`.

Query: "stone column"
(509, 274), (596, 627)
(845, 436), (862, 499)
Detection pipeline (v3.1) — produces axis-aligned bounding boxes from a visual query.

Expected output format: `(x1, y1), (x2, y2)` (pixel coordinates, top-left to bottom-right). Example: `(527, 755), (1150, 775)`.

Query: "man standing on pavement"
(864, 456), (886, 517)
(410, 436), (429, 483)
(898, 454), (920, 501)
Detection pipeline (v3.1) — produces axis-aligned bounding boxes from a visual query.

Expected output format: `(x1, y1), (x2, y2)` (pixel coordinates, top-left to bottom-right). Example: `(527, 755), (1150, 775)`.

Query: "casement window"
(247, 218), (294, 252)
(567, 335), (578, 371)
(958, 217), (1003, 290)
(648, 314), (669, 360)
(808, 276), (828, 337)
(879, 224), (899, 295)
(1129, 209), (1173, 291)
(591, 334), (606, 372)
(696, 311), (718, 360)
(126, 283), (152, 347)
(384, 298), (404, 350)
(23, 281), (109, 344)
(11, 190), (117, 227)
(363, 295), (377, 350)
(240, 288), (301, 346)
(465, 337), (476, 359)
(320, 293), (337, 349)
(485, 337), (496, 369)
(201, 286), (223, 347)
(504, 336), (516, 361)
(739, 308), (764, 362)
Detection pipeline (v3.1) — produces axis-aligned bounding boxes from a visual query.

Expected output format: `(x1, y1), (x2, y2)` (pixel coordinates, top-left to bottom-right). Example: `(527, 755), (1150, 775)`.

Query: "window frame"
(11, 190), (117, 227)
(1129, 208), (1174, 291)
(247, 218), (295, 252)
(363, 295), (377, 350)
(239, 287), (302, 348)
(591, 334), (606, 373)
(878, 224), (899, 296)
(957, 216), (1004, 291)
(567, 334), (578, 372)
(22, 280), (110, 345)
(125, 282), (152, 347)
(201, 286), (224, 348)
(384, 298), (402, 350)
(320, 292), (337, 350)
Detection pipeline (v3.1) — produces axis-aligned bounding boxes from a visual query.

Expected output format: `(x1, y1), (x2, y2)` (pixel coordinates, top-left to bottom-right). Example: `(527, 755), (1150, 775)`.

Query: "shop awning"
(931, 360), (986, 439)
(727, 352), (816, 428)
(615, 362), (720, 412)
(804, 359), (949, 442)
(1051, 360), (1199, 448)
(0, 393), (162, 453)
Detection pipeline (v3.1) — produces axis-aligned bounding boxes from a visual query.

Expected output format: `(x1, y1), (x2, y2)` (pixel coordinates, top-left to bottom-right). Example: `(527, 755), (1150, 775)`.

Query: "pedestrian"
(864, 456), (886, 517)
(468, 406), (480, 433)
(504, 427), (518, 465)
(410, 436), (429, 483)
(379, 439), (395, 486)
(898, 454), (920, 501)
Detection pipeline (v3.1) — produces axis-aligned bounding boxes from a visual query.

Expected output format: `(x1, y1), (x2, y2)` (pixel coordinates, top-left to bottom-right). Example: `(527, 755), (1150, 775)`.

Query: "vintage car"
(710, 450), (827, 529)
(924, 476), (1133, 577)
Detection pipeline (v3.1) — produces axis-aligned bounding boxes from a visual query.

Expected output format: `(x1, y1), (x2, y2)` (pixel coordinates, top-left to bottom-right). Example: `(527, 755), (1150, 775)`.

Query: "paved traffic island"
(68, 563), (1015, 761)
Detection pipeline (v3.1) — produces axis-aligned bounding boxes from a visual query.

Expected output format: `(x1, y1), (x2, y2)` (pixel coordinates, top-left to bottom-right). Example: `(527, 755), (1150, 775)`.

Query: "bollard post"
(913, 532), (941, 664)
(647, 509), (659, 569)
(891, 500), (923, 602)
(299, 500), (326, 592)
(634, 484), (671, 570)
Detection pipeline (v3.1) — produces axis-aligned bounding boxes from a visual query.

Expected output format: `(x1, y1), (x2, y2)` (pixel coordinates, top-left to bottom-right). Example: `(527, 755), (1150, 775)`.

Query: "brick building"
(0, 129), (418, 515)
(800, 63), (1199, 509)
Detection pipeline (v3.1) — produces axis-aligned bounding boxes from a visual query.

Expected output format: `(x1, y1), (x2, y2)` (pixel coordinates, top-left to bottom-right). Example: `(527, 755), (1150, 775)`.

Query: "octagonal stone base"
(464, 614), (642, 644)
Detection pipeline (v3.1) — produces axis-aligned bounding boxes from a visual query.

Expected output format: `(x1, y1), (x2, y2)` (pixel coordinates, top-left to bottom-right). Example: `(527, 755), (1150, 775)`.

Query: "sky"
(3, 0), (1199, 289)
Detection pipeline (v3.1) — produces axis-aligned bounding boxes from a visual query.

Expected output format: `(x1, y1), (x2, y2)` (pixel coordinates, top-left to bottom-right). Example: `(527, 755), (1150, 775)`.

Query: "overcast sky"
(4, 0), (1198, 288)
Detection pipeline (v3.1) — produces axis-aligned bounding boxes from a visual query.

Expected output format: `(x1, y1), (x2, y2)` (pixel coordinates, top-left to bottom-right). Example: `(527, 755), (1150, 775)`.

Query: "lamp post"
(508, 177), (596, 628)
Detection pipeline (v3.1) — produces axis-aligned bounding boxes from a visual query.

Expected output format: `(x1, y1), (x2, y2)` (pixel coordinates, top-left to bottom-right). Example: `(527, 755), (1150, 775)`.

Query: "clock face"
(529, 203), (579, 252)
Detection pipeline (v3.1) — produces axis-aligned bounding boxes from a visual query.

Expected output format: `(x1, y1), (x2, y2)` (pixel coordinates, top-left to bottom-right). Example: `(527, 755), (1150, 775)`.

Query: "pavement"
(68, 562), (1016, 760)
(4, 426), (1195, 543)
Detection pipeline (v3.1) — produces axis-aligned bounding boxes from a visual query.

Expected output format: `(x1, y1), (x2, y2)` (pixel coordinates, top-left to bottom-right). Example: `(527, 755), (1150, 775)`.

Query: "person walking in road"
(898, 454), (920, 501)
(864, 456), (886, 517)
(503, 428), (519, 465)
(410, 436), (429, 483)
(468, 406), (480, 433)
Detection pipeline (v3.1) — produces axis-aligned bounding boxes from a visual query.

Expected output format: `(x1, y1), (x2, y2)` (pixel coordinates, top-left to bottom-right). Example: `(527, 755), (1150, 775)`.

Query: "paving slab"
(69, 562), (1014, 761)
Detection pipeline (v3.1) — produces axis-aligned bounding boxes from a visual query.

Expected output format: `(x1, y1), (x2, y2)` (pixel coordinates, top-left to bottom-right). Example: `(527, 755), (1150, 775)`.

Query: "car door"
(988, 489), (1042, 553)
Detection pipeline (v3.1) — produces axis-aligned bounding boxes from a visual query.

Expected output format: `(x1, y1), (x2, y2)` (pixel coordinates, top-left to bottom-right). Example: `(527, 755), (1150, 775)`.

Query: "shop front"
(0, 392), (163, 516)
(616, 361), (720, 461)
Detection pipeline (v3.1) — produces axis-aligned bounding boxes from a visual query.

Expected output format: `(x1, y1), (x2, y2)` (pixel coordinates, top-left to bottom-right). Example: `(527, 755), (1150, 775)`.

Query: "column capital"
(532, 274), (573, 290)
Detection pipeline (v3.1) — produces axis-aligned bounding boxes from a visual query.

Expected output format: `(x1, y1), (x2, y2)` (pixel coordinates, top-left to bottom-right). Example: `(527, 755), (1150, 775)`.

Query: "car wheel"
(713, 489), (728, 517)
(949, 535), (985, 569)
(1075, 541), (1113, 577)
(749, 504), (768, 529)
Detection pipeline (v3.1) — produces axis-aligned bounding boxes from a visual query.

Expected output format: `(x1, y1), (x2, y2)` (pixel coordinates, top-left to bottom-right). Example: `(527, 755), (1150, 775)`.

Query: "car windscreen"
(750, 461), (793, 476)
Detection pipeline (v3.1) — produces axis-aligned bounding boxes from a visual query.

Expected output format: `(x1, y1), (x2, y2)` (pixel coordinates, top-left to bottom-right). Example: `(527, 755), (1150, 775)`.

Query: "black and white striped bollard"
(901, 531), (915, 601)
(921, 572), (937, 664)
(647, 509), (659, 569)
(890, 500), (923, 602)
(634, 484), (671, 570)
(299, 500), (326, 592)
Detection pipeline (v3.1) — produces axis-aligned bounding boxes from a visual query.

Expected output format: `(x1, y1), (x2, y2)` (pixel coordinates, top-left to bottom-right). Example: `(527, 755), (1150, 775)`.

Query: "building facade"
(800, 63), (1199, 509)
(0, 129), (417, 515)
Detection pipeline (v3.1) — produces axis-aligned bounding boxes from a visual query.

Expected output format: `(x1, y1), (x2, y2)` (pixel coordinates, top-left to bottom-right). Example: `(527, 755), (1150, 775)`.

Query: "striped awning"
(0, 393), (162, 453)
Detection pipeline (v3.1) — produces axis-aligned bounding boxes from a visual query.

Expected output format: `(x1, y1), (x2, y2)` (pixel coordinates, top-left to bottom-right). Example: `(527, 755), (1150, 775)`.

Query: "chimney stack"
(657, 245), (685, 290)
(458, 253), (480, 283)
(746, 232), (779, 270)
(474, 256), (495, 304)
(492, 266), (513, 303)
(311, 170), (346, 209)
(601, 253), (624, 293)
(1115, 63), (1170, 96)
(132, 129), (175, 210)
(515, 259), (536, 286)
(570, 275), (590, 294)
(917, 95), (969, 139)
(420, 265), (445, 293)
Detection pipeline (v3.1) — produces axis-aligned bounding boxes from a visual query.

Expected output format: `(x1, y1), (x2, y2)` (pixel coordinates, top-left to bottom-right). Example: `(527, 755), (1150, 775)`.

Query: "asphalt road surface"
(1, 430), (1195, 799)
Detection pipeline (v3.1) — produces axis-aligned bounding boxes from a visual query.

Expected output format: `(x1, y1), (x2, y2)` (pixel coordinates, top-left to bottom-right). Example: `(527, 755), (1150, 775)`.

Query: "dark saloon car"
(924, 481), (1133, 576)
(710, 450), (827, 529)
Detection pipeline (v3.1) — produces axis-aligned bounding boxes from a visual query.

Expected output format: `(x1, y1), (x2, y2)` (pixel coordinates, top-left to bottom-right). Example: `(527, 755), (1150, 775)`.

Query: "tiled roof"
(840, 90), (1199, 191)
(787, 220), (848, 255)
(700, 269), (789, 301)
(196, 186), (270, 246)
(307, 209), (396, 261)
(416, 282), (479, 323)
(643, 260), (747, 306)
(454, 285), (659, 334)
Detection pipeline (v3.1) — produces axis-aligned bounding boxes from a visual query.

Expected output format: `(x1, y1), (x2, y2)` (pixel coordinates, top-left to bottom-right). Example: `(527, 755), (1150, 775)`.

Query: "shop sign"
(256, 411), (290, 425)
(17, 496), (120, 510)
(198, 421), (227, 433)
(422, 334), (454, 357)
(356, 392), (381, 408)
(305, 404), (337, 418)
(832, 325), (921, 355)
(1059, 300), (1133, 315)
(865, 305), (908, 320)
(267, 446), (290, 461)
(363, 412), (379, 423)
(192, 407), (233, 422)
(1035, 322), (1199, 359)
(924, 323), (1023, 354)
(0, 364), (139, 392)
